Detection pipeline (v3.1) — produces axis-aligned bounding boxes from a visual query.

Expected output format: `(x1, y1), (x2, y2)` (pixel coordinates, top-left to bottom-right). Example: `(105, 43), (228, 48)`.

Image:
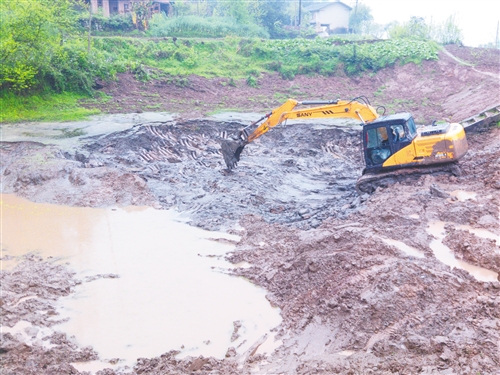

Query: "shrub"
(0, 0), (109, 94)
(148, 14), (269, 38)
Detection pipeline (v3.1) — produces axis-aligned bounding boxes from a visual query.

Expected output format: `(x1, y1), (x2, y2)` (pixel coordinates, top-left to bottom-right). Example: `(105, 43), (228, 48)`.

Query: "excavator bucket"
(221, 138), (248, 170)
(219, 113), (271, 170)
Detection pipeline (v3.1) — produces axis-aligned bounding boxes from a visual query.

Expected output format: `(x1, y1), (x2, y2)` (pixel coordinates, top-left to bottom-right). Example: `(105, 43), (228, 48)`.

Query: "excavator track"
(355, 163), (462, 194)
(460, 103), (500, 133)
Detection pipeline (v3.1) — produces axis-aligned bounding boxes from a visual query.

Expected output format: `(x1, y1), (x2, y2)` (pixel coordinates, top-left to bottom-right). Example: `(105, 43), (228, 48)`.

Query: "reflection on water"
(427, 221), (498, 282)
(0, 194), (281, 369)
(0, 112), (176, 150)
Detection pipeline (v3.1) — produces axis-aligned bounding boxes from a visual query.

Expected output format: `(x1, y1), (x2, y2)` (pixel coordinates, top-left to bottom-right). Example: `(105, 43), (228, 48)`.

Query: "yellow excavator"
(221, 97), (468, 193)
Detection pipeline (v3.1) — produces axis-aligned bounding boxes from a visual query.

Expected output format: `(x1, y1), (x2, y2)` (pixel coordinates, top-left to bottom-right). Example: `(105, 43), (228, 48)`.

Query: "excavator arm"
(221, 97), (380, 169)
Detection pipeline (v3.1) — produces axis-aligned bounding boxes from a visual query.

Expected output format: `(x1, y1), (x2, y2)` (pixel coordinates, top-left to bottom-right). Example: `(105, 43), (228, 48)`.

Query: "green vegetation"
(78, 12), (135, 35)
(91, 36), (439, 81)
(0, 0), (110, 94)
(0, 92), (100, 123)
(245, 38), (439, 78)
(1, 0), (454, 123)
(148, 15), (269, 38)
(388, 16), (463, 45)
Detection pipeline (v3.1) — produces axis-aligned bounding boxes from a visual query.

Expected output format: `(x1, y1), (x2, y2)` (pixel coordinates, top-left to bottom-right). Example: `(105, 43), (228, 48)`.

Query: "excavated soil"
(1, 45), (500, 374)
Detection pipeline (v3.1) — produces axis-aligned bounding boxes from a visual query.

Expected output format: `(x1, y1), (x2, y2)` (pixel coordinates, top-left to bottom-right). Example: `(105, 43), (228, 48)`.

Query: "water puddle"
(449, 190), (477, 202)
(233, 261), (252, 269)
(0, 194), (281, 369)
(0, 112), (176, 150)
(379, 237), (425, 258)
(454, 224), (500, 247)
(1, 320), (56, 349)
(427, 221), (498, 282)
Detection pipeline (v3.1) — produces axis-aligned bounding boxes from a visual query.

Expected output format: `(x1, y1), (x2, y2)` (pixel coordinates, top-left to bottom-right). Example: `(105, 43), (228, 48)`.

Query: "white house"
(89, 0), (173, 17)
(304, 1), (352, 34)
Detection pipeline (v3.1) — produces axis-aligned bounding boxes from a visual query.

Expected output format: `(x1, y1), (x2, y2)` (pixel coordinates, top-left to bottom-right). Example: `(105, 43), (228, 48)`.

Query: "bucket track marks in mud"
(79, 119), (365, 230)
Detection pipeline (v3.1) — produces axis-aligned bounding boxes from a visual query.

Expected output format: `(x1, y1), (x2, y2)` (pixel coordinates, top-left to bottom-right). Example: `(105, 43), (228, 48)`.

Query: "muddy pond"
(1, 194), (281, 372)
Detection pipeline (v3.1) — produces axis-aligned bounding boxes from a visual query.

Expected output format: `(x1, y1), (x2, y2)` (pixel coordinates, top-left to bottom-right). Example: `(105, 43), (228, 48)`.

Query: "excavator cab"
(362, 113), (417, 171)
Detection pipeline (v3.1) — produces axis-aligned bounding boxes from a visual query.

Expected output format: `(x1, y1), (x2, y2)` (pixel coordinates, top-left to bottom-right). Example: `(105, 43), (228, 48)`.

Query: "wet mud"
(2, 119), (365, 231)
(1, 45), (500, 374)
(2, 121), (499, 374)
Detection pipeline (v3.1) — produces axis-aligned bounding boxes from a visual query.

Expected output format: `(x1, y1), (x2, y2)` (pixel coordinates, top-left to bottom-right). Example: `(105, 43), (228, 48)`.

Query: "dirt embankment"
(85, 45), (500, 123)
(1, 45), (500, 374)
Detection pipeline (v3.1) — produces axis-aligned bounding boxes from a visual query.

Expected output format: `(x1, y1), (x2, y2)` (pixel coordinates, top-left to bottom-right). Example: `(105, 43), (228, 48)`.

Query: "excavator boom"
(221, 97), (380, 169)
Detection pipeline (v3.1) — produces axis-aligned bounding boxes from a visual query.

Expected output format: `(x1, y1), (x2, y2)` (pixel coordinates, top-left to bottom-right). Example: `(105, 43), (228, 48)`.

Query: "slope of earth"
(1, 45), (499, 374)
(84, 45), (500, 124)
(444, 44), (500, 74)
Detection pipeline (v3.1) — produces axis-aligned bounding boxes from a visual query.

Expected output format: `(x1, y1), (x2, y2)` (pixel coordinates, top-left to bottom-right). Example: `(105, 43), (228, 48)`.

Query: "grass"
(145, 104), (162, 109)
(1, 37), (441, 123)
(0, 92), (100, 123)
(54, 127), (87, 139)
(94, 37), (438, 82)
(374, 85), (386, 97)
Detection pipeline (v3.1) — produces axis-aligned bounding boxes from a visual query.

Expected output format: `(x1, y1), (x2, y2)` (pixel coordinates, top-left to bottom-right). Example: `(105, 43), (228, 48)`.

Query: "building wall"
(91, 0), (111, 17)
(93, 0), (171, 17)
(117, 0), (131, 14)
(311, 3), (350, 30)
(109, 0), (119, 14)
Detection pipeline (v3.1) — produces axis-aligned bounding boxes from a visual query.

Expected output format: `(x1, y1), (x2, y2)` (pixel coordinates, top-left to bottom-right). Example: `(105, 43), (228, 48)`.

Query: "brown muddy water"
(0, 194), (281, 370)
(427, 221), (498, 282)
(380, 217), (498, 282)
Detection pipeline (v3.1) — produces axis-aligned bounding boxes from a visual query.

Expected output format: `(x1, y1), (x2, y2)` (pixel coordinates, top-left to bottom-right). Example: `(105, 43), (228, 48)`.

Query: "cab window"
(390, 125), (405, 142)
(406, 117), (417, 138)
(366, 127), (388, 148)
(366, 126), (392, 165)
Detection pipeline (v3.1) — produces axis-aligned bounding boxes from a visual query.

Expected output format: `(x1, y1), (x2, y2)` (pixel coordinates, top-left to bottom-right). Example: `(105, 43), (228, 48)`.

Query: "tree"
(0, 0), (103, 93)
(131, 0), (153, 31)
(430, 14), (463, 45)
(213, 0), (252, 24)
(349, 2), (373, 34)
(388, 16), (430, 40)
(388, 15), (463, 45)
(252, 0), (291, 38)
